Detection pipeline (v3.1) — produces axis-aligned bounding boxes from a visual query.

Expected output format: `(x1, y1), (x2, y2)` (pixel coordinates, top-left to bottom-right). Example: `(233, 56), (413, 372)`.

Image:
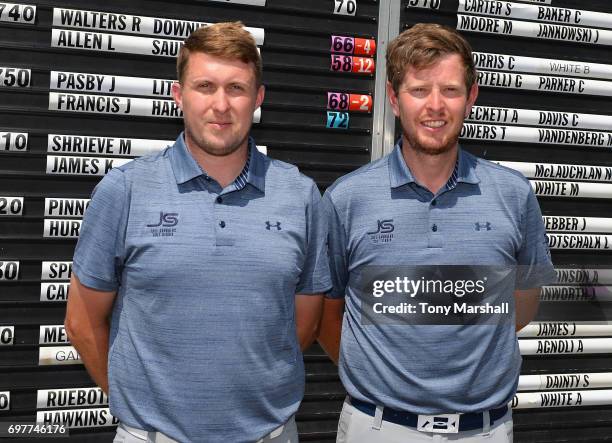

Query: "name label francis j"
(0, 326), (14, 346)
(39, 325), (70, 345)
(473, 51), (612, 81)
(48, 92), (262, 122)
(53, 8), (264, 44)
(48, 92), (180, 118)
(459, 1), (612, 30)
(37, 407), (118, 428)
(457, 14), (612, 47)
(39, 346), (82, 366)
(37, 387), (108, 409)
(468, 106), (612, 131)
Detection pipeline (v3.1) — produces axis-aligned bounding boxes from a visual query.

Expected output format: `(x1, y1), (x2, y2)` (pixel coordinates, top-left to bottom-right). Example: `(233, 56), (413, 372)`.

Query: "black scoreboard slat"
(0, 0), (378, 440)
(402, 1), (612, 442)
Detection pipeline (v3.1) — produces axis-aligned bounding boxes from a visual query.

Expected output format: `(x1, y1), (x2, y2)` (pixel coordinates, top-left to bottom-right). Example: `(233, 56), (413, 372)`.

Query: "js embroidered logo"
(147, 212), (179, 237)
(367, 219), (394, 244)
(265, 221), (282, 231)
(474, 222), (492, 231)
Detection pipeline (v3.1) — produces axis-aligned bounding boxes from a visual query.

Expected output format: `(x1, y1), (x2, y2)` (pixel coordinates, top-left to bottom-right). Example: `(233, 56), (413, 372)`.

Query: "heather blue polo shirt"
(323, 140), (555, 414)
(73, 133), (331, 443)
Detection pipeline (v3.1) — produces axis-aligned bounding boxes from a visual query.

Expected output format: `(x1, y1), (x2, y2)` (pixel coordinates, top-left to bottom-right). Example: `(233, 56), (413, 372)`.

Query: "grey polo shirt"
(72, 134), (332, 442)
(323, 140), (555, 414)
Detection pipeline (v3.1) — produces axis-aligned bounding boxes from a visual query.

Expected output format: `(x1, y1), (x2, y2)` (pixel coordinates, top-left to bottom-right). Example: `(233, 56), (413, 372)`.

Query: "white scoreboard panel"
(403, 1), (612, 439)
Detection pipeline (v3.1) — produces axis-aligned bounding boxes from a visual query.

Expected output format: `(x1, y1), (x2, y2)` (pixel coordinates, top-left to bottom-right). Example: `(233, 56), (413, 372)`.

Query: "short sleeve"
(295, 181), (333, 294)
(321, 190), (348, 299)
(515, 187), (556, 289)
(72, 168), (129, 292)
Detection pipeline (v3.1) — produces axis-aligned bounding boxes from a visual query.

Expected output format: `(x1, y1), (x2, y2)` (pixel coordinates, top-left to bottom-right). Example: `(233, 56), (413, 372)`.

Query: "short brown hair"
(386, 23), (476, 93)
(177, 21), (263, 86)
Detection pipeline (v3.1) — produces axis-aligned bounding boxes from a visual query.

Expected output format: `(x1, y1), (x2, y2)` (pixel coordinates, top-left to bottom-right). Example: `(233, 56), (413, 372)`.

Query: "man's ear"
(255, 84), (265, 109)
(465, 81), (479, 118)
(171, 82), (183, 110)
(386, 81), (400, 117)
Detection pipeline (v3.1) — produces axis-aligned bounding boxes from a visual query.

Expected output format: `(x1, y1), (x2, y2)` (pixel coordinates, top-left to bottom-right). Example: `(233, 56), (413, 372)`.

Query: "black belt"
(349, 397), (508, 432)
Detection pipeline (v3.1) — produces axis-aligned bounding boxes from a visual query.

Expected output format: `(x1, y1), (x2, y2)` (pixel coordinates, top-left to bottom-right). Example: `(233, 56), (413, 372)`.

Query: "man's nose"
(212, 89), (230, 113)
(426, 88), (443, 112)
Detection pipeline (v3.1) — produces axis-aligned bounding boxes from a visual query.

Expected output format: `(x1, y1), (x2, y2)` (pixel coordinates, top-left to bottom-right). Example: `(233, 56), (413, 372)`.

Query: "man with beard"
(318, 24), (555, 442)
(65, 22), (330, 443)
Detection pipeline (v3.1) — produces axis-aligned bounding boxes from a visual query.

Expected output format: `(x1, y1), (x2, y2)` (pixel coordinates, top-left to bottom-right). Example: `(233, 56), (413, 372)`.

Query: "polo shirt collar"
(388, 138), (480, 189)
(245, 137), (266, 192)
(170, 133), (266, 192)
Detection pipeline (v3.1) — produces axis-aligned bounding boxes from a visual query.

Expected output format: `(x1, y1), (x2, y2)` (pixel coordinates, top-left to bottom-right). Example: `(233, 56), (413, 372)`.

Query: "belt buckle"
(416, 413), (460, 434)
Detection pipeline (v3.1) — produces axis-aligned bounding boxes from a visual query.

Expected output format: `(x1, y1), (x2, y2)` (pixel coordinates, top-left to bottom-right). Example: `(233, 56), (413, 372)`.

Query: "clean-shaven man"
(66, 22), (331, 443)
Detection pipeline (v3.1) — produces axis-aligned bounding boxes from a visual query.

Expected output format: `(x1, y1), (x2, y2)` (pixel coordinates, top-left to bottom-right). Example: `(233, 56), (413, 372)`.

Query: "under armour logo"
(265, 221), (282, 230)
(475, 222), (492, 231)
(422, 417), (457, 431)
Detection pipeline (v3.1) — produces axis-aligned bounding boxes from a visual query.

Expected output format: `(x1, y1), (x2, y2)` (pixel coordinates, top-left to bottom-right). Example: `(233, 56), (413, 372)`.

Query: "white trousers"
(113, 415), (298, 443)
(336, 399), (513, 443)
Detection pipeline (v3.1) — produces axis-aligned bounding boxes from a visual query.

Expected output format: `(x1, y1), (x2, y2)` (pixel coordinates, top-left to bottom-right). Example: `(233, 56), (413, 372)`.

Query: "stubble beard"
(185, 125), (250, 157)
(402, 123), (461, 156)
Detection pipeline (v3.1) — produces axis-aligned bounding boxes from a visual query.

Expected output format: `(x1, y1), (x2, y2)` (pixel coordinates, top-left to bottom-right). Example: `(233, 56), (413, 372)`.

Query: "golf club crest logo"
(147, 211), (179, 237)
(367, 219), (394, 244)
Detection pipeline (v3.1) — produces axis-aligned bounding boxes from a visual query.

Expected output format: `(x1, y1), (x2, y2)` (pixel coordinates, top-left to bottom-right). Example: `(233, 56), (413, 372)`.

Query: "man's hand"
(317, 298), (345, 365)
(295, 294), (324, 351)
(64, 275), (116, 394)
(514, 288), (541, 332)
